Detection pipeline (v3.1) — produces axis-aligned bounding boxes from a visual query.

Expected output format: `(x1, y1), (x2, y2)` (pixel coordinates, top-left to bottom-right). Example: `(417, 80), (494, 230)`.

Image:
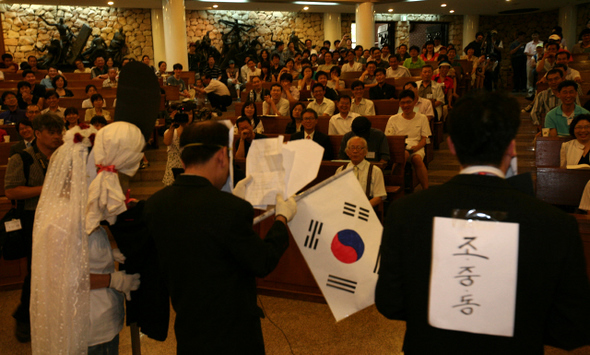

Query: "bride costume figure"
(29, 61), (160, 355)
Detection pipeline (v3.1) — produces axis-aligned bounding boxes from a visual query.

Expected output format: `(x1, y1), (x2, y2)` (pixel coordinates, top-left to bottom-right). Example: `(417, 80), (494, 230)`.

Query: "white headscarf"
(85, 122), (145, 234)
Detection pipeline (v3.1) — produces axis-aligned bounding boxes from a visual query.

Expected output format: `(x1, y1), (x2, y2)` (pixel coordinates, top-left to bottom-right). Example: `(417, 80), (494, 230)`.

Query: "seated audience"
(243, 59), (261, 84)
(226, 60), (241, 98)
(0, 53), (18, 72)
(285, 102), (305, 134)
(341, 50), (363, 73)
(399, 81), (435, 120)
(9, 118), (35, 156)
(17, 81), (41, 110)
(279, 73), (300, 104)
(84, 93), (111, 122)
(369, 68), (397, 100)
(308, 83), (336, 119)
(202, 56), (222, 80)
(397, 44), (410, 60)
(328, 95), (359, 135)
(327, 66), (345, 91)
(530, 68), (570, 127)
(40, 66), (60, 89)
(40, 90), (65, 118)
(336, 136), (387, 207)
(545, 80), (589, 136)
(102, 68), (118, 88)
(369, 47), (389, 69)
(196, 73), (232, 112)
(262, 83), (290, 116)
(416, 65), (445, 120)
(82, 85), (98, 108)
(350, 80), (375, 116)
(155, 61), (167, 78)
(290, 108), (333, 160)
(317, 51), (336, 73)
(90, 115), (107, 130)
(26, 56), (40, 72)
(237, 100), (264, 134)
(298, 66), (315, 91)
(64, 107), (80, 130)
(385, 90), (431, 189)
(315, 71), (339, 101)
(167, 63), (190, 98)
(573, 28), (590, 54)
(270, 53), (283, 78)
(91, 56), (109, 80)
(560, 114), (590, 167)
(247, 76), (269, 102)
(235, 116), (267, 158)
(339, 116), (389, 164)
(280, 58), (299, 79)
(432, 61), (455, 108)
(22, 70), (46, 100)
(359, 62), (378, 88)
(74, 58), (91, 73)
(386, 54), (411, 78)
(403, 45), (426, 69)
(420, 41), (439, 61)
(52, 75), (74, 97)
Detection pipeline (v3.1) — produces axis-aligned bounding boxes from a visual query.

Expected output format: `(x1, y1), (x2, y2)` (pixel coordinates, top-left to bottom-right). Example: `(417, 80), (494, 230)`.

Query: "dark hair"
(180, 121), (228, 167)
(158, 61), (166, 68)
(90, 93), (104, 104)
(259, 49), (270, 61)
(337, 94), (352, 103)
(475, 32), (484, 38)
(301, 108), (318, 120)
(290, 102), (306, 123)
(398, 44), (408, 50)
(202, 73), (214, 80)
(240, 100), (259, 129)
(375, 67), (386, 75)
(517, 31), (526, 37)
(85, 84), (98, 93)
(45, 90), (59, 100)
(324, 40), (331, 46)
(547, 42), (559, 49)
(389, 54), (402, 62)
(33, 112), (65, 132)
(351, 80), (365, 90)
(2, 53), (13, 61)
(64, 107), (79, 117)
(173, 63), (183, 70)
(354, 45), (363, 51)
(142, 55), (149, 60)
(22, 69), (35, 78)
(279, 73), (293, 82)
(557, 80), (578, 92)
(270, 83), (282, 92)
(399, 89), (415, 101)
(330, 66), (341, 76)
(16, 118), (33, 134)
(1, 91), (17, 102)
(315, 70), (328, 80)
(409, 45), (420, 52)
(448, 91), (520, 166)
(422, 65), (434, 71)
(271, 53), (281, 61)
(570, 114), (590, 138)
(90, 115), (108, 127)
(235, 115), (253, 127)
(52, 75), (68, 89)
(17, 81), (32, 91)
(581, 28), (590, 37)
(404, 81), (417, 89)
(556, 51), (571, 60)
(546, 68), (563, 79)
(312, 83), (325, 92)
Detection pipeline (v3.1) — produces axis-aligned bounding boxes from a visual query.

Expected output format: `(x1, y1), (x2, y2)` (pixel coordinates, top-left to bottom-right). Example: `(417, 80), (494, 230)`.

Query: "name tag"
(5, 219), (22, 232)
(366, 151), (375, 159)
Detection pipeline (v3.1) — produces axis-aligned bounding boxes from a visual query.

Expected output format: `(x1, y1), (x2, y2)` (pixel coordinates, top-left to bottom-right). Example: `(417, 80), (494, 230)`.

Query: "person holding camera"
(162, 105), (194, 186)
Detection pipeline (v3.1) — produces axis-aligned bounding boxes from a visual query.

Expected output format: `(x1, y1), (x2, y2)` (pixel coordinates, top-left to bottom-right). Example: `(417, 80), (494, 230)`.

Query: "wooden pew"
(341, 71), (362, 80)
(536, 167), (590, 207)
(45, 97), (117, 109)
(373, 99), (399, 116)
(535, 136), (571, 167)
(0, 125), (19, 142)
(572, 214), (590, 279)
(0, 142), (17, 165)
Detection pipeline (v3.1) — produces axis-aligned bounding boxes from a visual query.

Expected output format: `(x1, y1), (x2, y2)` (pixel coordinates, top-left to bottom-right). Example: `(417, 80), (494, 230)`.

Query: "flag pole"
(253, 168), (353, 225)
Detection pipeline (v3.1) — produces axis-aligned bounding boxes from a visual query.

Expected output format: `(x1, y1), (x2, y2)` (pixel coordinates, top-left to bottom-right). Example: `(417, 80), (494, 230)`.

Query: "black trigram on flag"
(304, 220), (322, 250)
(343, 202), (370, 221)
(326, 275), (357, 294)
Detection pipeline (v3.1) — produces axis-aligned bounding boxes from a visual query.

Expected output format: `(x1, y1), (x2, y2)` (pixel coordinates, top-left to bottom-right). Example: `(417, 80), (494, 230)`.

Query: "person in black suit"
(376, 91), (590, 353)
(290, 108), (333, 160)
(145, 121), (297, 354)
(369, 67), (397, 100)
(235, 116), (267, 158)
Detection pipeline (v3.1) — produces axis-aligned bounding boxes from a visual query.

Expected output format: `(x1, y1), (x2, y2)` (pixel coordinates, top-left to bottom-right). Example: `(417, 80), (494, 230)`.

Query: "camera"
(170, 101), (196, 125)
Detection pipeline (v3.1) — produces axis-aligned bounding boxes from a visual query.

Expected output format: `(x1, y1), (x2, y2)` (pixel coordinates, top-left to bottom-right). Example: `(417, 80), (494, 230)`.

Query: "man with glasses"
(328, 95), (359, 135)
(290, 108), (333, 160)
(350, 80), (375, 116)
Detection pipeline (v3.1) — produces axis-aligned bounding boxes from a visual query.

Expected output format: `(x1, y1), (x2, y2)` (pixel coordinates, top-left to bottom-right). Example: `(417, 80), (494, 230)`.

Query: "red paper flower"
(89, 133), (96, 146)
(73, 133), (83, 143)
(79, 122), (90, 129)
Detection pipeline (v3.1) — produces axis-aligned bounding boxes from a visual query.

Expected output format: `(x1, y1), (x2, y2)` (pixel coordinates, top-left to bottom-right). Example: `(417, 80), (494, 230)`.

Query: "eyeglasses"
(574, 125), (590, 131)
(348, 145), (366, 151)
(302, 116), (316, 121)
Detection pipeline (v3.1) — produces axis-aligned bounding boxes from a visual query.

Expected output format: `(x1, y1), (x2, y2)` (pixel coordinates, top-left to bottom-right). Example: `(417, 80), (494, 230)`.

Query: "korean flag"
(288, 169), (383, 321)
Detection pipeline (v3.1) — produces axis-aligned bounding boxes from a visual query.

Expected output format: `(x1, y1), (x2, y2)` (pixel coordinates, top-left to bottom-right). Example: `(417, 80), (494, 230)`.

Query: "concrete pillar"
(151, 8), (166, 67)
(355, 2), (375, 50)
(323, 13), (342, 48)
(558, 5), (576, 51)
(162, 0), (188, 70)
(462, 15), (479, 53)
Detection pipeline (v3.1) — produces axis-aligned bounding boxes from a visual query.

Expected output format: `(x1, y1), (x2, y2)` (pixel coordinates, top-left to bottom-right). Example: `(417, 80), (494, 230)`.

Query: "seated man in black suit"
(10, 117), (35, 157)
(369, 67), (397, 100)
(235, 116), (267, 158)
(376, 91), (590, 353)
(338, 116), (389, 164)
(290, 108), (333, 160)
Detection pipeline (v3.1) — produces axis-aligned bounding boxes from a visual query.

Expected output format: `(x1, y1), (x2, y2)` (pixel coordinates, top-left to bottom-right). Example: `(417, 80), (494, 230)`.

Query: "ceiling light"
(449, 9), (454, 13)
(213, 4), (218, 7)
(107, 1), (114, 4)
(295, 1), (339, 5)
(441, 3), (447, 7)
(388, 8), (393, 12)
(303, 6), (309, 10)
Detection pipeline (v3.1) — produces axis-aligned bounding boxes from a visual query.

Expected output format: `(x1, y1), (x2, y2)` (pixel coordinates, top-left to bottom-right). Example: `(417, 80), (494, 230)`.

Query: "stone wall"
(185, 10), (324, 52)
(0, 3), (153, 64)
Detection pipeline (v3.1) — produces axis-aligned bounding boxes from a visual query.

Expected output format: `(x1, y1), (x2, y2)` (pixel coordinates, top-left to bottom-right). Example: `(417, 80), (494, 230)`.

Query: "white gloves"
(110, 270), (140, 301)
(275, 193), (297, 222)
(233, 175), (253, 200)
(112, 248), (126, 264)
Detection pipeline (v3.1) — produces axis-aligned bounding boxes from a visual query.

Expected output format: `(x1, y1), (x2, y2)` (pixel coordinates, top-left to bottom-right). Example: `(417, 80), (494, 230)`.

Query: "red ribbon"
(96, 164), (117, 173)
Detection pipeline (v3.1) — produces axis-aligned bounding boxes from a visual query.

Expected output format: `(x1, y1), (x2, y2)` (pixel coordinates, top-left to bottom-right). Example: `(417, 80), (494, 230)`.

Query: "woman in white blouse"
(560, 114), (590, 167)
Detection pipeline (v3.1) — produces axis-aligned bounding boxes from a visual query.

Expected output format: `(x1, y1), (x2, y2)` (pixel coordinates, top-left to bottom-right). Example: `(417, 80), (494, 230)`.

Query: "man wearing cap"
(339, 116), (390, 164)
(525, 31), (543, 96)
(433, 61), (454, 108)
(290, 108), (333, 160)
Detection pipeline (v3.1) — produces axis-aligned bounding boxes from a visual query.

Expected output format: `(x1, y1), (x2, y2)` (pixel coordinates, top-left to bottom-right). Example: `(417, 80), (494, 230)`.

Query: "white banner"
(288, 169), (383, 321)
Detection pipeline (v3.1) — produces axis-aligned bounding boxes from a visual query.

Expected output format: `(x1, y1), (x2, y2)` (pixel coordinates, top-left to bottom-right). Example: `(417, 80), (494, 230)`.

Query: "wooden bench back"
(535, 136), (571, 167)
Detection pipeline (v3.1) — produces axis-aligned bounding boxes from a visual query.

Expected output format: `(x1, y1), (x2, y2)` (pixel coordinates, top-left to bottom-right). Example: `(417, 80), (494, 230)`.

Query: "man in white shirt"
(335, 136), (387, 207)
(308, 83), (336, 118)
(40, 91), (65, 118)
(102, 68), (118, 88)
(341, 50), (363, 73)
(239, 56), (252, 83)
(416, 65), (445, 121)
(350, 80), (375, 116)
(401, 81), (435, 120)
(243, 59), (261, 83)
(524, 31), (543, 95)
(386, 54), (411, 79)
(328, 95), (359, 135)
(385, 90), (431, 189)
(262, 83), (290, 116)
(195, 73), (232, 112)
